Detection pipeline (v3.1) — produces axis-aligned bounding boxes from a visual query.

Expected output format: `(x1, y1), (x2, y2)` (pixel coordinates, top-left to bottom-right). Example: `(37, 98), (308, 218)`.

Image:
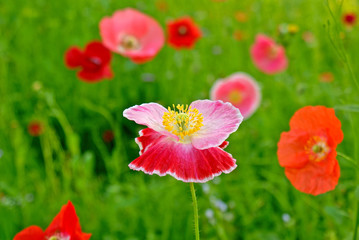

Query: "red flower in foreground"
(167, 17), (201, 49)
(277, 106), (343, 195)
(123, 100), (243, 182)
(342, 12), (356, 27)
(65, 41), (113, 82)
(14, 201), (91, 240)
(28, 121), (43, 136)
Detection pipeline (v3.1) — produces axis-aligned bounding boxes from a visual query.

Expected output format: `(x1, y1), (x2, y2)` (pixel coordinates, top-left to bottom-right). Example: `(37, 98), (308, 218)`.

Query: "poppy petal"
(45, 201), (81, 237)
(14, 226), (44, 240)
(190, 100), (243, 150)
(289, 106), (343, 145)
(219, 141), (229, 149)
(84, 41), (111, 64)
(65, 47), (84, 68)
(284, 157), (340, 196)
(123, 103), (168, 133)
(129, 133), (237, 183)
(210, 72), (261, 119)
(277, 130), (310, 168)
(77, 65), (113, 82)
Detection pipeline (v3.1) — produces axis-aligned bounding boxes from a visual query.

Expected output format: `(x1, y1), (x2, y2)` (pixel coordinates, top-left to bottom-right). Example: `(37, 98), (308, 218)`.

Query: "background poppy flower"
(14, 201), (91, 240)
(167, 17), (201, 49)
(65, 41), (113, 82)
(277, 106), (343, 195)
(342, 12), (356, 27)
(28, 120), (44, 136)
(99, 8), (165, 64)
(210, 72), (261, 119)
(123, 100), (243, 182)
(250, 34), (288, 74)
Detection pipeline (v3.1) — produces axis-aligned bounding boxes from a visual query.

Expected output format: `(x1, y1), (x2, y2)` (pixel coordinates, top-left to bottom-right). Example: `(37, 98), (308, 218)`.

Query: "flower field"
(1, 0), (359, 239)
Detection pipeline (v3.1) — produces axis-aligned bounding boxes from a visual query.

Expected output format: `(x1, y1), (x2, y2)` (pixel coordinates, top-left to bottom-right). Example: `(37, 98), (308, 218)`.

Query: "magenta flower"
(250, 34), (288, 74)
(210, 72), (261, 119)
(123, 100), (243, 182)
(99, 8), (165, 64)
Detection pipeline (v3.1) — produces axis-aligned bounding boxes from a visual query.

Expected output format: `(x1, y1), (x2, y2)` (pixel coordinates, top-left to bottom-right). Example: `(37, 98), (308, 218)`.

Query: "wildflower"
(342, 12), (356, 27)
(14, 201), (91, 240)
(65, 41), (113, 82)
(235, 11), (248, 22)
(210, 72), (261, 119)
(277, 106), (343, 195)
(28, 121), (43, 137)
(100, 8), (164, 63)
(319, 72), (334, 83)
(302, 31), (315, 45)
(102, 130), (114, 143)
(167, 17), (201, 49)
(250, 34), (288, 74)
(155, 0), (168, 12)
(233, 30), (246, 41)
(123, 100), (243, 182)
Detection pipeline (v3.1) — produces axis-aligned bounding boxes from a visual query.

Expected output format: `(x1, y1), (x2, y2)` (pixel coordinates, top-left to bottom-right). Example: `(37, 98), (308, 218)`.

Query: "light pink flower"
(210, 72), (261, 119)
(123, 100), (243, 182)
(99, 8), (165, 64)
(250, 34), (288, 74)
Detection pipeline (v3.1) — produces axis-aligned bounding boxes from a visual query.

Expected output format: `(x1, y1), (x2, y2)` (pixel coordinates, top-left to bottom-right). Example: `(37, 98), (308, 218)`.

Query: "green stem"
(190, 182), (200, 240)
(354, 201), (359, 240)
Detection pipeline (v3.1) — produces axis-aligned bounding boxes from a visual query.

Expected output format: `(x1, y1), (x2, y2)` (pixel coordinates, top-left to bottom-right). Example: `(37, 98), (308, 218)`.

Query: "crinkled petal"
(65, 47), (84, 68)
(14, 226), (44, 240)
(84, 41), (112, 64)
(77, 64), (113, 82)
(130, 131), (237, 183)
(277, 130), (310, 168)
(123, 103), (168, 133)
(45, 201), (80, 237)
(284, 156), (340, 196)
(190, 100), (243, 149)
(289, 106), (343, 145)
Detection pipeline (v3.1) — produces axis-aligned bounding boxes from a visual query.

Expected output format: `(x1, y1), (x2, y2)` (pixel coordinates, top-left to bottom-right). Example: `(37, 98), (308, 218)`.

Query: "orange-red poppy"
(277, 106), (343, 195)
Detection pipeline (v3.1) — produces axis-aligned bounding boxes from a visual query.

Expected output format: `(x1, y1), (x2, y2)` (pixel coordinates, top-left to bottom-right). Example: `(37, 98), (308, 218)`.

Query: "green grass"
(1, 0), (359, 239)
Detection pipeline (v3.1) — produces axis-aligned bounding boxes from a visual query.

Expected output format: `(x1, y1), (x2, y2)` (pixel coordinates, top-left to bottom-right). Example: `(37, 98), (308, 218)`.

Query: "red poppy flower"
(14, 201), (91, 240)
(102, 130), (114, 143)
(319, 72), (334, 83)
(277, 106), (343, 195)
(65, 41), (113, 83)
(167, 17), (201, 49)
(342, 12), (356, 27)
(28, 121), (43, 137)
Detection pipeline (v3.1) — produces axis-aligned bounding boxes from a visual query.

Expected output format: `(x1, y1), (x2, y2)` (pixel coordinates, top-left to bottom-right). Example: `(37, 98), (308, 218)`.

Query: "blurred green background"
(1, 0), (359, 239)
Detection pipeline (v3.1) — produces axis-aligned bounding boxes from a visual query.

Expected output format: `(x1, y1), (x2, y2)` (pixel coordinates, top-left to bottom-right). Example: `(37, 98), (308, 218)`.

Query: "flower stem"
(190, 182), (200, 240)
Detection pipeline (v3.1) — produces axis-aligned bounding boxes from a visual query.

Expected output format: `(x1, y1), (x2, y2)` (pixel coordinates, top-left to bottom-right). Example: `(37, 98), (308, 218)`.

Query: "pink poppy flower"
(250, 34), (288, 74)
(123, 100), (243, 182)
(65, 41), (113, 82)
(210, 73), (261, 119)
(99, 8), (165, 64)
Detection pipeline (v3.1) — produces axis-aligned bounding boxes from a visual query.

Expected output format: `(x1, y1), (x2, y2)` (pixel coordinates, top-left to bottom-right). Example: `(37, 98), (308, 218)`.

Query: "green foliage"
(1, 0), (359, 239)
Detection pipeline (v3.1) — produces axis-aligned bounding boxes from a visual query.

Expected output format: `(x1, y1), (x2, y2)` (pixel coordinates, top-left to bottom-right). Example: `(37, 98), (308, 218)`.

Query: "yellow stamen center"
(162, 104), (204, 141)
(119, 35), (140, 51)
(305, 136), (330, 162)
(228, 90), (242, 104)
(178, 26), (188, 35)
